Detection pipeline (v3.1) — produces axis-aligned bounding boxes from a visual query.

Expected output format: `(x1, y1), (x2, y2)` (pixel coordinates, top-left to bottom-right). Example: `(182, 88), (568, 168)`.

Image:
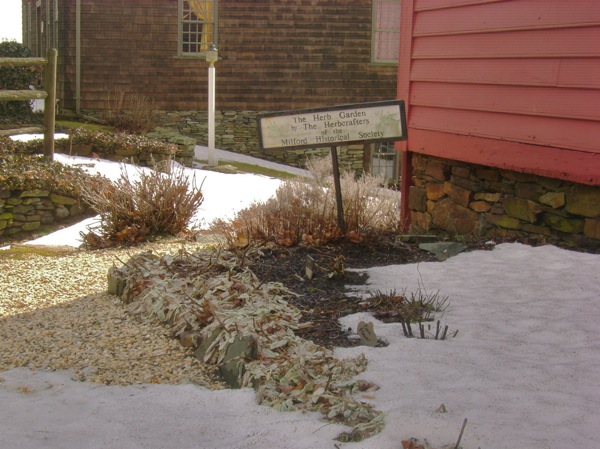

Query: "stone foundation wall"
(0, 189), (91, 242)
(409, 154), (600, 249)
(155, 110), (368, 172)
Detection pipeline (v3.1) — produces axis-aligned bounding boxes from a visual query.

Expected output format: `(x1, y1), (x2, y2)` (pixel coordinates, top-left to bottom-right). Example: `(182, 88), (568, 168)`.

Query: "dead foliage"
(79, 161), (204, 248)
(212, 154), (400, 248)
(103, 90), (157, 134)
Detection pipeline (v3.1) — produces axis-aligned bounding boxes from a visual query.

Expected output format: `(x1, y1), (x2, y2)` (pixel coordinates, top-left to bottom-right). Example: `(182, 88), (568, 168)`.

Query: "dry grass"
(79, 161), (204, 248)
(212, 154), (400, 247)
(103, 90), (157, 134)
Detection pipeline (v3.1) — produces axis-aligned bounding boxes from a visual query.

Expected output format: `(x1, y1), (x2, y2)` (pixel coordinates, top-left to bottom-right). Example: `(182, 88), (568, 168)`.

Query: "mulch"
(246, 235), (442, 349)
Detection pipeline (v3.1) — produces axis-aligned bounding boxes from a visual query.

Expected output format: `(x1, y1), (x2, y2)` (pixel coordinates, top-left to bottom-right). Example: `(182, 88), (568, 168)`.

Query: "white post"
(207, 62), (217, 166)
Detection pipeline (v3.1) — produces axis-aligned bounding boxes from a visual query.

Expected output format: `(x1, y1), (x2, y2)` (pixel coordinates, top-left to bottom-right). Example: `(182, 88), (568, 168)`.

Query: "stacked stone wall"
(0, 189), (91, 242)
(409, 154), (600, 249)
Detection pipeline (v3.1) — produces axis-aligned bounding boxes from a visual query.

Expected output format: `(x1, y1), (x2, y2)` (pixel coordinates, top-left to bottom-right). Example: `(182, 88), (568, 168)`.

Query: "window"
(372, 0), (400, 64)
(179, 0), (216, 56)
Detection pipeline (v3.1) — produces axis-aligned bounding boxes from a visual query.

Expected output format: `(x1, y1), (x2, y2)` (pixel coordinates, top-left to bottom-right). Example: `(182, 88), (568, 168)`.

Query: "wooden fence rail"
(0, 48), (58, 160)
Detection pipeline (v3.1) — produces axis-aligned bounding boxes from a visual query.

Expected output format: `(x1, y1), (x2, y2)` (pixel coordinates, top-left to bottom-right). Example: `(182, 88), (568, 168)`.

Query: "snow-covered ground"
(1, 146), (599, 449)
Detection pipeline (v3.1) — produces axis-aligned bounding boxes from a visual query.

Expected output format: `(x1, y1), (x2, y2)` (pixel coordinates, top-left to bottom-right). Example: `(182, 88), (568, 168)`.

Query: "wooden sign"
(257, 100), (407, 151)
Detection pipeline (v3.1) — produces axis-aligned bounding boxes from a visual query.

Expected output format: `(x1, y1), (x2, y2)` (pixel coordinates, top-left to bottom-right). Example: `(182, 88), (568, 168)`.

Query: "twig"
(454, 418), (467, 449)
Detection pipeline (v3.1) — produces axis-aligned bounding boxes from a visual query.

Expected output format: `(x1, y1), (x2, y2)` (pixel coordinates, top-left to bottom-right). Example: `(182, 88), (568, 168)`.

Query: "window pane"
(373, 0), (400, 63)
(180, 0), (216, 55)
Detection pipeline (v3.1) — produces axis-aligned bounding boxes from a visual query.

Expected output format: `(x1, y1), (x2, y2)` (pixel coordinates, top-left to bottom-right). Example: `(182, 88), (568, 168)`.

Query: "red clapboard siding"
(409, 129), (600, 185)
(410, 83), (600, 121)
(410, 107), (600, 154)
(411, 58), (600, 89)
(413, 26), (600, 59)
(414, 0), (600, 36)
(415, 0), (503, 12)
(398, 0), (600, 187)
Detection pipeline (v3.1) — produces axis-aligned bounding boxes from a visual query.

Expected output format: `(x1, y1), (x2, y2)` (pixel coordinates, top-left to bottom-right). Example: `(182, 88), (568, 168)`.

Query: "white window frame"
(178, 0), (218, 57)
(372, 0), (401, 64)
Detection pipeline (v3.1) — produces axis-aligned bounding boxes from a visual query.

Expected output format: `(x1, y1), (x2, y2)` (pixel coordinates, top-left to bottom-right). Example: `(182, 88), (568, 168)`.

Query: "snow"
(2, 144), (599, 449)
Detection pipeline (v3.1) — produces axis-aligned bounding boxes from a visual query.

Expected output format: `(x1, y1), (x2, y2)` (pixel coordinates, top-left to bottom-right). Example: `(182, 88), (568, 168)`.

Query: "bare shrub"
(103, 90), (157, 134)
(213, 154), (399, 247)
(80, 161), (204, 248)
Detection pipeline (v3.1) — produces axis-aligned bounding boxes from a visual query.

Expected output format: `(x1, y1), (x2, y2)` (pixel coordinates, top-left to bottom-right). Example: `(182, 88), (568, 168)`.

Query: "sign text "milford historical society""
(257, 100), (407, 151)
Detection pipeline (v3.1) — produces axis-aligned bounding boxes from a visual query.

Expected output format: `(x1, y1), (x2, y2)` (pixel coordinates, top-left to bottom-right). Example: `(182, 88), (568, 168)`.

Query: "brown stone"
(564, 184), (600, 218)
(469, 201), (491, 213)
(521, 223), (552, 237)
(475, 168), (500, 182)
(539, 192), (565, 209)
(450, 175), (481, 192)
(426, 200), (436, 213)
(425, 159), (447, 181)
(583, 218), (600, 240)
(443, 182), (471, 207)
(409, 186), (427, 212)
(431, 198), (480, 235)
(474, 192), (502, 203)
(500, 169), (535, 183)
(412, 154), (427, 171)
(410, 211), (432, 232)
(503, 196), (541, 223)
(452, 166), (470, 179)
(426, 183), (445, 201)
(515, 182), (544, 201)
(543, 214), (584, 234)
(485, 213), (522, 230)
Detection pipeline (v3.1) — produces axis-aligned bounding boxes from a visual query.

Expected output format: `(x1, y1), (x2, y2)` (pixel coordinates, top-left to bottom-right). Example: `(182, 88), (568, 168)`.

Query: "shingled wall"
(53, 0), (397, 112)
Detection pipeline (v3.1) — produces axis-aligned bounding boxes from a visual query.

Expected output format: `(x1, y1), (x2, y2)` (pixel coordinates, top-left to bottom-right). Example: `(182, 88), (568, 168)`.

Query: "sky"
(1, 141), (600, 449)
(0, 0), (22, 42)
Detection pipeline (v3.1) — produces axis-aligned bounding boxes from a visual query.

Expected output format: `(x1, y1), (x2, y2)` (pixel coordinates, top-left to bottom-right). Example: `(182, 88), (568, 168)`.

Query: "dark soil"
(246, 235), (443, 349)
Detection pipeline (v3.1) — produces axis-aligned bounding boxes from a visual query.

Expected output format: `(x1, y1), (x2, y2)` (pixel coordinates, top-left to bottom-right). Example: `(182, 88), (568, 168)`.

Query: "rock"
(543, 214), (584, 234)
(419, 241), (467, 261)
(565, 184), (600, 218)
(357, 321), (377, 347)
(22, 222), (41, 231)
(409, 186), (427, 211)
(502, 196), (541, 223)
(49, 193), (77, 206)
(195, 330), (258, 388)
(179, 331), (201, 348)
(397, 234), (438, 244)
(539, 191), (565, 209)
(584, 218), (600, 240)
(55, 206), (70, 219)
(220, 335), (258, 388)
(107, 266), (128, 297)
(485, 213), (521, 230)
(20, 189), (50, 198)
(431, 198), (480, 235)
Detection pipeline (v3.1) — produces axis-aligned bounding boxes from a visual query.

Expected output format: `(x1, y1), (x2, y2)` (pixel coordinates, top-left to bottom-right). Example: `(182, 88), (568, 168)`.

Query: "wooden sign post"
(257, 100), (407, 232)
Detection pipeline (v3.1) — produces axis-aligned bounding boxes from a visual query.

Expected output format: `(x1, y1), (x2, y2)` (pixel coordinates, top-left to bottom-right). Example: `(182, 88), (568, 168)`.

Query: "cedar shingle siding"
(24, 0), (397, 112)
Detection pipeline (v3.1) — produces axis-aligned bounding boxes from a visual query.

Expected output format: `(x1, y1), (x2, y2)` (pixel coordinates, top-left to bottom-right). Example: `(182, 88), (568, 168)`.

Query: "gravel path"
(0, 240), (226, 388)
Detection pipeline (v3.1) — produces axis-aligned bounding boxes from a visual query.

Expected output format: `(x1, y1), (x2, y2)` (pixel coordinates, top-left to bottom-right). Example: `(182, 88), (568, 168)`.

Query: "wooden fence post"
(43, 48), (58, 161)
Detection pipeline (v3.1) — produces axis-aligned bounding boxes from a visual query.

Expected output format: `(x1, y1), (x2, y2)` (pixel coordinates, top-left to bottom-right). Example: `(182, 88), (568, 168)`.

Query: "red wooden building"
(397, 0), (600, 246)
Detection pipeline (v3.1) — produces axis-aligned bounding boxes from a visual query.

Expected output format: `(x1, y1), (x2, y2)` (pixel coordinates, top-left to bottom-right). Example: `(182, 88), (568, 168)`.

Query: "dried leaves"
(113, 246), (384, 441)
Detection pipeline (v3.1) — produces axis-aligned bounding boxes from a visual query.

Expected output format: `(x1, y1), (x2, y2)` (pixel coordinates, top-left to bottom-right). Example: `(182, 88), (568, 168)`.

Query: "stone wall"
(156, 109), (368, 172)
(409, 154), (600, 249)
(0, 189), (91, 242)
